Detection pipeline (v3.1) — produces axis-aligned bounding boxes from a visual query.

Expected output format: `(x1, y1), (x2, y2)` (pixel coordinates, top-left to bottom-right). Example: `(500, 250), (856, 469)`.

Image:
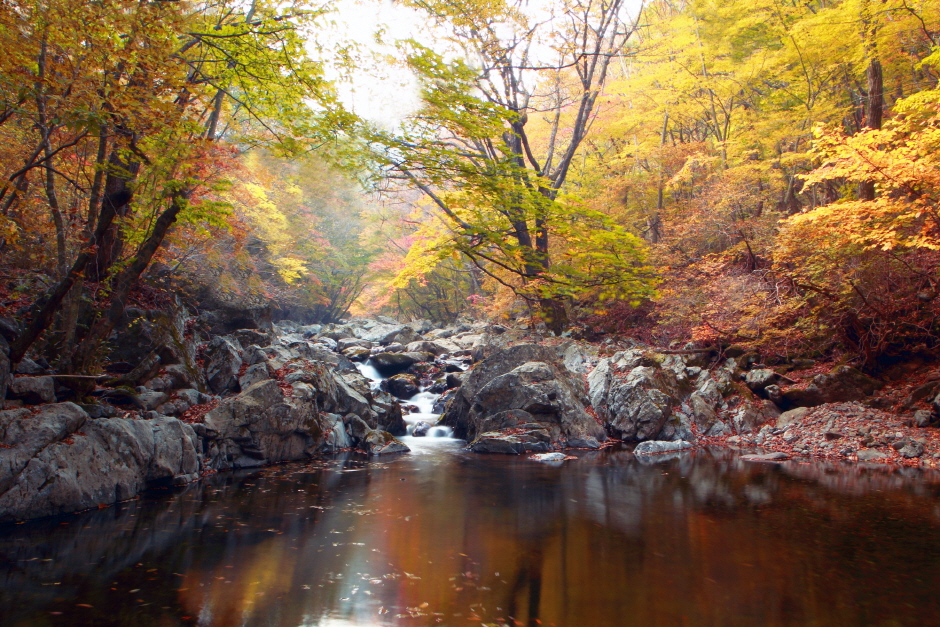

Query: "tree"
(370, 0), (658, 332)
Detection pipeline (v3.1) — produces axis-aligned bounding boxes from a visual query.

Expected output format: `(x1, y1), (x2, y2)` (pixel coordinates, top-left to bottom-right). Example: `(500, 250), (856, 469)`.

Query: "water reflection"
(2, 448), (940, 627)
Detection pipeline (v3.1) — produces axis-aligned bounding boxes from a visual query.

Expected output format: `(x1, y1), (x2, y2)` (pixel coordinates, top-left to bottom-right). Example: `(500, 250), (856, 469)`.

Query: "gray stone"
(705, 420), (731, 437)
(200, 379), (326, 470)
(857, 448), (889, 461)
(899, 441), (925, 458)
(913, 409), (936, 428)
(406, 340), (450, 356)
(633, 440), (692, 455)
(741, 452), (790, 462)
(370, 352), (420, 375)
(386, 373), (419, 399)
(745, 368), (780, 393)
(239, 362), (271, 390)
(463, 361), (604, 446)
(783, 366), (883, 407)
(363, 430), (410, 455)
(338, 337), (373, 351)
(598, 366), (679, 442)
(8, 376), (56, 405)
(412, 421), (431, 437)
(137, 390), (169, 411)
(234, 328), (271, 348)
(776, 407), (810, 428)
(14, 357), (45, 375)
(0, 406), (199, 522)
(342, 347), (371, 361)
(469, 432), (526, 454)
(204, 337), (242, 396)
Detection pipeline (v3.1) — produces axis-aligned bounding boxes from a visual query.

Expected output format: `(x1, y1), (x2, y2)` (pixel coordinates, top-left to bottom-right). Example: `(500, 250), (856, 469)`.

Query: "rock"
(899, 441), (925, 458)
(776, 406), (810, 428)
(688, 392), (718, 431)
(0, 405), (200, 522)
(8, 376), (56, 405)
(203, 337), (242, 396)
(445, 372), (465, 389)
(469, 432), (526, 454)
(933, 391), (940, 418)
(913, 409), (937, 428)
(597, 366), (679, 441)
(406, 340), (450, 356)
(197, 305), (272, 336)
(745, 368), (781, 394)
(562, 344), (589, 374)
(530, 452), (568, 461)
(156, 388), (213, 417)
(633, 440), (692, 455)
(359, 324), (413, 345)
(234, 328), (271, 348)
(370, 352), (420, 375)
(108, 306), (194, 368)
(387, 373), (419, 399)
(137, 390), (169, 411)
(705, 420), (732, 437)
(321, 414), (351, 451)
(0, 317), (20, 343)
(338, 338), (373, 351)
(741, 452), (790, 462)
(342, 347), (371, 362)
(239, 362), (271, 390)
(200, 379), (326, 470)
(764, 384), (783, 405)
(462, 361), (605, 447)
(782, 366), (883, 408)
(412, 421), (431, 437)
(363, 430), (410, 455)
(857, 448), (889, 461)
(565, 436), (601, 449)
(14, 358), (45, 375)
(731, 402), (775, 434)
(442, 344), (567, 435)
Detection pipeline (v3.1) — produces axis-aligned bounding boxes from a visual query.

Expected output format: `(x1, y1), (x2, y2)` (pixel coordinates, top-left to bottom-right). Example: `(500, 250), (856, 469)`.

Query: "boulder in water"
(386, 373), (419, 399)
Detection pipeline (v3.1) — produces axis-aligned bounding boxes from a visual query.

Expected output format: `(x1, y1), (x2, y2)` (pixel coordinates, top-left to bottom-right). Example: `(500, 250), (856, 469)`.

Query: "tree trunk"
(71, 190), (189, 374)
(89, 149), (139, 281)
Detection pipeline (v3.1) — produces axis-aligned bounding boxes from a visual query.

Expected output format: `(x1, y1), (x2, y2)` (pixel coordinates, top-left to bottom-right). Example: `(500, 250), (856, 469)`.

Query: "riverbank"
(3, 308), (940, 523)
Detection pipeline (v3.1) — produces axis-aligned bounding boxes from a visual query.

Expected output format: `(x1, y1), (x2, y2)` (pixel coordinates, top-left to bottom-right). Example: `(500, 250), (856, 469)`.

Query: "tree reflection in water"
(2, 447), (940, 627)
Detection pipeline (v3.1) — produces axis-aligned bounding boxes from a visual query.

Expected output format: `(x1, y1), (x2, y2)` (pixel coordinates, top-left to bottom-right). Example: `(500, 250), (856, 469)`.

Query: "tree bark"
(71, 190), (189, 374)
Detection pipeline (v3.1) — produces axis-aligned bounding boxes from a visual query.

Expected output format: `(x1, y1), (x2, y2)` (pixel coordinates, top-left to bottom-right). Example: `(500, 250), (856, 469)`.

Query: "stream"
(3, 369), (940, 626)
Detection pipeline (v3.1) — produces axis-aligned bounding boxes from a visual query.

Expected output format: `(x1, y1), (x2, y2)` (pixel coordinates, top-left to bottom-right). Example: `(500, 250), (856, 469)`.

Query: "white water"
(355, 362), (459, 450)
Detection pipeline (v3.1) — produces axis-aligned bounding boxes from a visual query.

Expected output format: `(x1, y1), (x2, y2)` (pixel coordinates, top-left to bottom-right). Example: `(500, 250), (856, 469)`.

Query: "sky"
(315, 0), (648, 127)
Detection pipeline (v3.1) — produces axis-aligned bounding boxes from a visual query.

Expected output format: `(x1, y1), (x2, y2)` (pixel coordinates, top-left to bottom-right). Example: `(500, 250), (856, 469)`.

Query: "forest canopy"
(1, 0), (939, 374)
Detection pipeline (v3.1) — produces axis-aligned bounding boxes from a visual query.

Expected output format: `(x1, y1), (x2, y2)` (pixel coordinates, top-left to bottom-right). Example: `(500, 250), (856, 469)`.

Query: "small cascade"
(355, 361), (460, 447)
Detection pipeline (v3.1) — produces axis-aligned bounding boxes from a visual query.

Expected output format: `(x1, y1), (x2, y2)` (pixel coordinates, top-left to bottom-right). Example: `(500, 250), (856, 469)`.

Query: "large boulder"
(107, 305), (193, 368)
(386, 373), (419, 399)
(0, 404), (199, 522)
(7, 376), (56, 405)
(200, 379), (326, 470)
(358, 324), (416, 345)
(782, 366), (883, 408)
(370, 352), (420, 375)
(203, 337), (242, 396)
(442, 344), (566, 438)
(589, 359), (685, 442)
(443, 345), (604, 448)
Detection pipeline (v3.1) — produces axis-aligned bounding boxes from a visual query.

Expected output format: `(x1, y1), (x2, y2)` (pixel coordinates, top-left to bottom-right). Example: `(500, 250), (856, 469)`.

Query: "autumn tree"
(369, 0), (658, 332)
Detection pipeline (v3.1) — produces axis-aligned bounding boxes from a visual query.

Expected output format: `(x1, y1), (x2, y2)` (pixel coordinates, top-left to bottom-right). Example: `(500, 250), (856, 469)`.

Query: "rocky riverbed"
(3, 310), (940, 523)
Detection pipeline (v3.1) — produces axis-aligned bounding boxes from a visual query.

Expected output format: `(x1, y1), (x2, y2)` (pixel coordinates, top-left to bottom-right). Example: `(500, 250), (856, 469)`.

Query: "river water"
(3, 440), (940, 627)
